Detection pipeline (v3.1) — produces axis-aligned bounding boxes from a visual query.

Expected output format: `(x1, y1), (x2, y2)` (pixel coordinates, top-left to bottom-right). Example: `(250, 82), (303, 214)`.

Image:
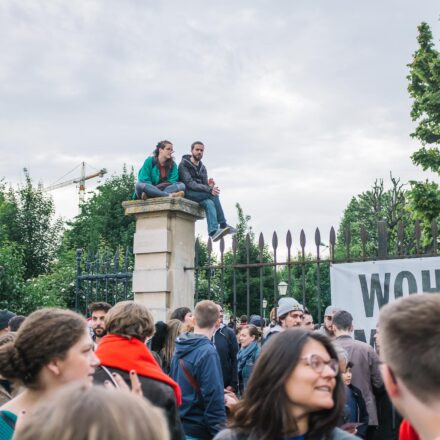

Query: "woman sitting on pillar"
(135, 140), (185, 200)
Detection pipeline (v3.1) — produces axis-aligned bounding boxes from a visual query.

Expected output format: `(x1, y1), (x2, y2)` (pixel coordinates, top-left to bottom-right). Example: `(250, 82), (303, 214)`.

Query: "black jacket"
(214, 325), (239, 391)
(342, 384), (369, 439)
(178, 154), (211, 193)
(94, 365), (185, 440)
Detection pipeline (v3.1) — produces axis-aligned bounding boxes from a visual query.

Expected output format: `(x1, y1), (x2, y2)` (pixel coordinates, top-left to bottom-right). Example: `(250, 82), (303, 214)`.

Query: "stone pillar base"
(123, 197), (205, 321)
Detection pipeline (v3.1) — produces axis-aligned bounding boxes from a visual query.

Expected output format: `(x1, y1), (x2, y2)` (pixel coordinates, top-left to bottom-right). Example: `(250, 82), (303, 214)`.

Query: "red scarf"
(96, 334), (182, 405)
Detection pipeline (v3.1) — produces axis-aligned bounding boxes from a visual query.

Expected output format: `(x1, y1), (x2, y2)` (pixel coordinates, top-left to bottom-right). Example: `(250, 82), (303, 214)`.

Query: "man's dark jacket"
(170, 333), (226, 439)
(214, 325), (238, 391)
(178, 154), (211, 193)
(94, 366), (185, 440)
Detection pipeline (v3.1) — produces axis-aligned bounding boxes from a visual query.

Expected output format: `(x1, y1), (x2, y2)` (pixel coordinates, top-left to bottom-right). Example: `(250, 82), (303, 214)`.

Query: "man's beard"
(93, 327), (106, 338)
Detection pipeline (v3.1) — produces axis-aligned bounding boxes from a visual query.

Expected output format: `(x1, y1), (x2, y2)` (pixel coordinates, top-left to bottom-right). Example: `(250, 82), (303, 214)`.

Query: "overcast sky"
(1, 1), (439, 256)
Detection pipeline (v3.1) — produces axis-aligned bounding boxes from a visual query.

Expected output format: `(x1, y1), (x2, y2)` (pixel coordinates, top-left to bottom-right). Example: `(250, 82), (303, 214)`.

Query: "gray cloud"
(0, 0), (439, 252)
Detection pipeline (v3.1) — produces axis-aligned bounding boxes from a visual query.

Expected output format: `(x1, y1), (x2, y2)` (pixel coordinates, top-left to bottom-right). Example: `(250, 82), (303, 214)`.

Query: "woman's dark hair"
(0, 308), (87, 388)
(229, 329), (345, 440)
(150, 321), (168, 353)
(153, 140), (174, 170)
(169, 307), (191, 323)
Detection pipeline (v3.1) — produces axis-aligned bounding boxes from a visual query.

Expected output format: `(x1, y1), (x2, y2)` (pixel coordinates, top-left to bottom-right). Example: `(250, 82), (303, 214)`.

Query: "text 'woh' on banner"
(330, 256), (440, 346)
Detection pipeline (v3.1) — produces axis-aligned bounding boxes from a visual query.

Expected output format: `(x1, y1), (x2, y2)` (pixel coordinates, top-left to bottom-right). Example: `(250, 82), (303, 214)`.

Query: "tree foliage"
(1, 170), (63, 279)
(64, 166), (136, 252)
(407, 22), (440, 226)
(335, 177), (416, 258)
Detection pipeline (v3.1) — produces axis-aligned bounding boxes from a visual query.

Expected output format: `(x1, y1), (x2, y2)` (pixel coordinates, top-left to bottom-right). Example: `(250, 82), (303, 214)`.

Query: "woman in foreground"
(214, 329), (357, 440)
(0, 308), (99, 440)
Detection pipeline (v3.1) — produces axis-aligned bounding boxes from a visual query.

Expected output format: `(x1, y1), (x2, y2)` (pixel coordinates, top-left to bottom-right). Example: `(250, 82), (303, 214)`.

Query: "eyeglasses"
(300, 354), (339, 374)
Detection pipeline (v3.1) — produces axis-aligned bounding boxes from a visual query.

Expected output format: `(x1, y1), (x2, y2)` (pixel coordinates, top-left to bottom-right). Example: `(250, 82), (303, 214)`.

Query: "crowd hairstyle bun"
(0, 308), (87, 388)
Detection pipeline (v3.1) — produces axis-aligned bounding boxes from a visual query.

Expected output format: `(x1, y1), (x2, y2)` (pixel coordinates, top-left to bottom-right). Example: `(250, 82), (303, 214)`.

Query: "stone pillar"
(123, 198), (205, 321)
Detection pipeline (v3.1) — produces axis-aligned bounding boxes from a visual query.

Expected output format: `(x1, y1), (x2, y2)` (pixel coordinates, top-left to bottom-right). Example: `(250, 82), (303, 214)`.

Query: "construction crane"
(43, 162), (107, 207)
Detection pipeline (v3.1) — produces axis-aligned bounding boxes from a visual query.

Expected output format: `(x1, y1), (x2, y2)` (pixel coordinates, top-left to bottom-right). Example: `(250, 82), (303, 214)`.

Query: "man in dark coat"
(213, 303), (239, 392)
(178, 141), (236, 242)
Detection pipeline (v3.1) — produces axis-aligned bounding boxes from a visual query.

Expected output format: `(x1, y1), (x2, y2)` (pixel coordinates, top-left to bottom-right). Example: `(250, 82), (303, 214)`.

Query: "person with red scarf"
(93, 301), (185, 440)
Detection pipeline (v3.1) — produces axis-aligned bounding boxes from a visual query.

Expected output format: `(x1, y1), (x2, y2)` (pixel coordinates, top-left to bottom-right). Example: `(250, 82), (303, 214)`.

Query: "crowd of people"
(0, 292), (438, 439)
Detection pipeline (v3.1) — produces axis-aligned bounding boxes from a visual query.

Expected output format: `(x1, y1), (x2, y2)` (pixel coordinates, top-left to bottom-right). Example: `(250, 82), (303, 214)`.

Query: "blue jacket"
(237, 342), (260, 396)
(170, 333), (226, 439)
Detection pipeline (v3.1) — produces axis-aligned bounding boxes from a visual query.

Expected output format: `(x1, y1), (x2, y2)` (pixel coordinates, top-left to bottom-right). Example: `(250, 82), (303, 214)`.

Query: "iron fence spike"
(272, 231), (278, 250)
(258, 232), (264, 250)
(300, 229), (306, 249)
(315, 227), (321, 247)
(286, 230), (292, 248)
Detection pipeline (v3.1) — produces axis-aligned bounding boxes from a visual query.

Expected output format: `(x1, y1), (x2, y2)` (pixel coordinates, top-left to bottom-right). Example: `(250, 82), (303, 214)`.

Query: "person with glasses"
(214, 329), (356, 440)
(134, 140), (186, 200)
(332, 311), (383, 440)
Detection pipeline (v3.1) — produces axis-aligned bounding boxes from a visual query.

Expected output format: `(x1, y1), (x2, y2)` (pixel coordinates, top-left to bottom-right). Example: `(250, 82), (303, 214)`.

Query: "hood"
(174, 332), (212, 358)
(180, 154), (203, 169)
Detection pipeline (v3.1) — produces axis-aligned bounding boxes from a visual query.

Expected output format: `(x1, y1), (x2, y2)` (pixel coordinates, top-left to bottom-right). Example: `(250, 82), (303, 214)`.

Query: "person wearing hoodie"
(170, 300), (226, 440)
(178, 141), (236, 242)
(263, 297), (304, 343)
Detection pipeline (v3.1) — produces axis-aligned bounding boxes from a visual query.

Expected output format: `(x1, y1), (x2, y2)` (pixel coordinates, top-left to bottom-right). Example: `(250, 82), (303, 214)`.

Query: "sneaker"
(141, 192), (148, 201)
(212, 227), (230, 242)
(170, 191), (185, 198)
(225, 225), (237, 235)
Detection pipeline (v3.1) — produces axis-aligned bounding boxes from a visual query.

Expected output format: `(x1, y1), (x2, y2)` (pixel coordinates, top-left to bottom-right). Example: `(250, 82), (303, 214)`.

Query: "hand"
(225, 385), (235, 393)
(208, 178), (216, 187)
(224, 389), (239, 409)
(104, 370), (143, 397)
(211, 186), (220, 196)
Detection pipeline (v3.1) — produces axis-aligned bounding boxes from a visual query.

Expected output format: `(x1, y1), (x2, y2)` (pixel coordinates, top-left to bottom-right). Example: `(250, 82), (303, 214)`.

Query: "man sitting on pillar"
(178, 141), (236, 242)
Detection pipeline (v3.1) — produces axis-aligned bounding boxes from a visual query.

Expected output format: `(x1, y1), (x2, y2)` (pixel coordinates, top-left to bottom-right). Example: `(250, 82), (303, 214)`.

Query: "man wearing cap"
(0, 310), (15, 336)
(264, 297), (304, 343)
(316, 305), (341, 339)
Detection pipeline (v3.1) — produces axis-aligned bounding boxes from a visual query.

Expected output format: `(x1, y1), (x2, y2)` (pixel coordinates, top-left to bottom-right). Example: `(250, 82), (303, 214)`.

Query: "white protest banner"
(330, 256), (440, 346)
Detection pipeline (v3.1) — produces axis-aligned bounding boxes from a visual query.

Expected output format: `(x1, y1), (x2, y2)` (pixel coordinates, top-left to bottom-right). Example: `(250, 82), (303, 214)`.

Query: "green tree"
(407, 22), (440, 227)
(1, 170), (63, 279)
(64, 166), (136, 252)
(335, 177), (414, 258)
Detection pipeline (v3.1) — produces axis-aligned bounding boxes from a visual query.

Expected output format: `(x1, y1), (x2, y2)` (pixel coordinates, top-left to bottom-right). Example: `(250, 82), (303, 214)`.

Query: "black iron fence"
(74, 218), (440, 323)
(187, 219), (440, 323)
(75, 247), (133, 315)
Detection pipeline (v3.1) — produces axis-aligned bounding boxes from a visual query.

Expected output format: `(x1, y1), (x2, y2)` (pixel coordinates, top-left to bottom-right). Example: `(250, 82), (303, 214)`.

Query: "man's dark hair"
(8, 315), (26, 332)
(332, 310), (353, 331)
(191, 141), (204, 150)
(240, 315), (248, 324)
(88, 302), (112, 314)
